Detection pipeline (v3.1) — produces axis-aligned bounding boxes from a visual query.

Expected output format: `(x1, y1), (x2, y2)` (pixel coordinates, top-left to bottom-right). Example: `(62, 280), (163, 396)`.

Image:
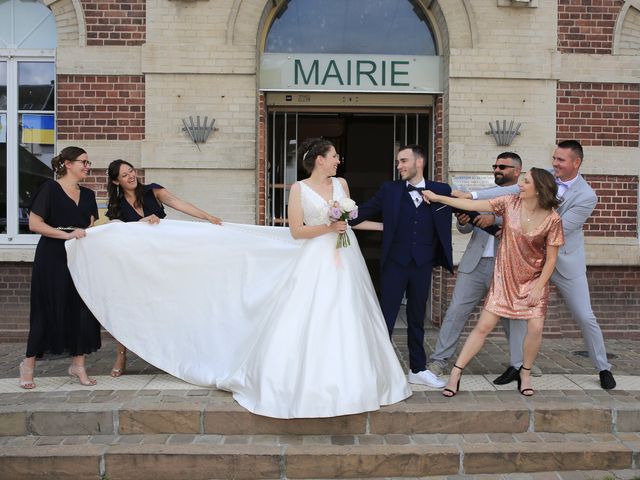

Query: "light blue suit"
(505, 175), (611, 371)
(429, 184), (522, 366)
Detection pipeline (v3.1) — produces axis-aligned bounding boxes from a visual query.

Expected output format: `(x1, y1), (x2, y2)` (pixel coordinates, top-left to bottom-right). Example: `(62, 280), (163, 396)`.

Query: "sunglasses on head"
(492, 164), (515, 171)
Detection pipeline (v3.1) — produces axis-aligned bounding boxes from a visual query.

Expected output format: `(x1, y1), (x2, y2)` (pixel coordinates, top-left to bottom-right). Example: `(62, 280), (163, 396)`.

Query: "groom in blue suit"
(351, 145), (453, 388)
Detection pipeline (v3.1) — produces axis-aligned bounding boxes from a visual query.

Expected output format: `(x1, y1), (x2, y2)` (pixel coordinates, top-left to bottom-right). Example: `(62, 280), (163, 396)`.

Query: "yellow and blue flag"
(22, 114), (55, 145)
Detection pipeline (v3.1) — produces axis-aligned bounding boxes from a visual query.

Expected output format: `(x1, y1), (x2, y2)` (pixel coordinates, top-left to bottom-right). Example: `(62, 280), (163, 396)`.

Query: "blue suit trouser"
(381, 258), (432, 373)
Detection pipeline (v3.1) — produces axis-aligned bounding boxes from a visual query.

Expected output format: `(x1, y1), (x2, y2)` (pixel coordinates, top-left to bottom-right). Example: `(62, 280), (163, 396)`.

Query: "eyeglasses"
(492, 164), (515, 171)
(72, 160), (92, 167)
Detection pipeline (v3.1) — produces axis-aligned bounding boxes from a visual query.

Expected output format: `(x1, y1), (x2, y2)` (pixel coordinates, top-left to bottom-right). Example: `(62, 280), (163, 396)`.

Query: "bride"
(66, 138), (411, 418)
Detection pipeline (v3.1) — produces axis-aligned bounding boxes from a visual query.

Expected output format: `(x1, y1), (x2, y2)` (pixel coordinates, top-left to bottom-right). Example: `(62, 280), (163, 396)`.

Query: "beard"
(494, 174), (507, 185)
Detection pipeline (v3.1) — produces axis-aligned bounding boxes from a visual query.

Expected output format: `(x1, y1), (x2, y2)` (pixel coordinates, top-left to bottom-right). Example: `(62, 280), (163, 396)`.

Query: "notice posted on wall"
(450, 174), (496, 192)
(0, 114), (6, 143)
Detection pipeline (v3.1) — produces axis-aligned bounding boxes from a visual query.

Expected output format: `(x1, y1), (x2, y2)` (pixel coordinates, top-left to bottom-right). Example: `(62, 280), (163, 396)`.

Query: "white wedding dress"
(66, 177), (411, 418)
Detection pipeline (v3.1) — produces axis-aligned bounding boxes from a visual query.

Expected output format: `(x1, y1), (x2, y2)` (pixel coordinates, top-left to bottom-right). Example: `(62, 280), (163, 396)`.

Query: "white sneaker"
(408, 369), (446, 388)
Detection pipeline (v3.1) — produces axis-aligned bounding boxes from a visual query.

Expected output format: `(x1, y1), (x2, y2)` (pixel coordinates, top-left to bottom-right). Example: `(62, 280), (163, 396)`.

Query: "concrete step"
(0, 433), (637, 479)
(2, 400), (639, 437)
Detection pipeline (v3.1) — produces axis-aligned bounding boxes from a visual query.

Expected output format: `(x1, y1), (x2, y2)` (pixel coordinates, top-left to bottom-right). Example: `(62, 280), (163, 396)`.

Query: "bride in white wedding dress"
(66, 138), (411, 418)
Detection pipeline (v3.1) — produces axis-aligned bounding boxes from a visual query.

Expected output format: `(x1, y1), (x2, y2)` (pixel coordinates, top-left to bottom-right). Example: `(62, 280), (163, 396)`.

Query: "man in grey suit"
(494, 140), (616, 390)
(426, 152), (523, 379)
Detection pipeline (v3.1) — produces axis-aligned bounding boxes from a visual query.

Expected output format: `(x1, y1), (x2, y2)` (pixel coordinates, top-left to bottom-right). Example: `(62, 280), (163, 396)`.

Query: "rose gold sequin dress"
(484, 195), (564, 319)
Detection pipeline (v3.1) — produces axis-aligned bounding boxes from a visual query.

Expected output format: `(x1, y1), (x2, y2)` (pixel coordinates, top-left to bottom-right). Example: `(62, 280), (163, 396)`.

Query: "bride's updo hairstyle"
(51, 146), (87, 178)
(299, 138), (334, 175)
(530, 167), (561, 210)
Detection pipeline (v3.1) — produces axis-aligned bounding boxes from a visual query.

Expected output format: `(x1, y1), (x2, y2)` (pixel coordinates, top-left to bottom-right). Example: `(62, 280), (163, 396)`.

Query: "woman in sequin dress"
(423, 168), (564, 397)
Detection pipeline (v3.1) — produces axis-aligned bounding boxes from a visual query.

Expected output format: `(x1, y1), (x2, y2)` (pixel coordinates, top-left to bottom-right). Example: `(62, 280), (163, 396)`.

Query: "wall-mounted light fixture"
(182, 116), (218, 151)
(485, 120), (521, 146)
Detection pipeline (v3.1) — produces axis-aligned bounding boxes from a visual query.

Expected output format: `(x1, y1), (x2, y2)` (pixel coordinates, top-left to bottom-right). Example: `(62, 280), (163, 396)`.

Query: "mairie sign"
(260, 53), (442, 93)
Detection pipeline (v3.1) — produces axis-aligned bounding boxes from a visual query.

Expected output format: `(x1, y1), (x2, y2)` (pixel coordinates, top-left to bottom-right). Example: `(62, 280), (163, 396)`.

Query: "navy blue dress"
(118, 183), (166, 223)
(27, 180), (101, 357)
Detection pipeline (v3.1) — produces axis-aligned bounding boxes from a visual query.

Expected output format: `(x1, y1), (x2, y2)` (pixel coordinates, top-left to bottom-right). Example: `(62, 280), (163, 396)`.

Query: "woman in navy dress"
(19, 146), (101, 389)
(105, 159), (222, 376)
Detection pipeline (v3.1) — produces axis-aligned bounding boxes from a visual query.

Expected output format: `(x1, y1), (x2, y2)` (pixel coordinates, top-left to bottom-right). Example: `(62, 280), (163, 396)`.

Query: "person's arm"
(287, 183), (346, 240)
(526, 245), (560, 305)
(560, 192), (596, 235)
(455, 184), (520, 201)
(352, 221), (383, 231)
(29, 212), (87, 240)
(423, 190), (494, 213)
(154, 188), (222, 225)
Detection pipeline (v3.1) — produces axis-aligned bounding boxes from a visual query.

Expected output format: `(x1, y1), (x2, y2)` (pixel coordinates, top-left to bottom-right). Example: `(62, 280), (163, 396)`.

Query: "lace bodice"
(298, 177), (347, 226)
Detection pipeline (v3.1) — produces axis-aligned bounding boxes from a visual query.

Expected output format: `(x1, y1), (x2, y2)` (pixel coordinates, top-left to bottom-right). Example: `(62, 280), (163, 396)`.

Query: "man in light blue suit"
(494, 140), (616, 390)
(426, 152), (523, 378)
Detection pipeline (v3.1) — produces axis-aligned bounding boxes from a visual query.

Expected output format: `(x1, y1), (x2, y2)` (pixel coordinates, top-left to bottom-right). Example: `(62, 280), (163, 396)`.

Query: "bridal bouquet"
(329, 198), (358, 248)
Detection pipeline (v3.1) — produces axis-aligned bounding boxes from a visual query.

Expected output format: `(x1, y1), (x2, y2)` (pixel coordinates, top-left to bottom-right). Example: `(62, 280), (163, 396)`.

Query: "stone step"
(2, 400), (639, 437)
(0, 433), (637, 479)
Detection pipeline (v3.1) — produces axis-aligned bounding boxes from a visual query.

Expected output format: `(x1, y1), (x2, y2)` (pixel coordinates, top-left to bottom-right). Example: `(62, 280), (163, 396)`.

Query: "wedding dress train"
(66, 177), (411, 418)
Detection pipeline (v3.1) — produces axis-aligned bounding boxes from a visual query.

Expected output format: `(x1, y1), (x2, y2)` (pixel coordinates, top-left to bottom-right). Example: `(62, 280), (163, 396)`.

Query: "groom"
(351, 145), (453, 388)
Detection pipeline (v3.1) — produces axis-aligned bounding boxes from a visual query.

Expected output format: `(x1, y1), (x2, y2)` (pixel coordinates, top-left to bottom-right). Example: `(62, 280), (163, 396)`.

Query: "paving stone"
(0, 445), (104, 480)
(463, 442), (633, 474)
(284, 444), (460, 477)
(104, 444), (281, 480)
(617, 409), (640, 432)
(167, 434), (196, 445)
(534, 406), (613, 433)
(30, 410), (114, 436)
(331, 435), (355, 445)
(0, 411), (26, 435)
(203, 405), (367, 435)
(370, 405), (529, 434)
(119, 407), (201, 434)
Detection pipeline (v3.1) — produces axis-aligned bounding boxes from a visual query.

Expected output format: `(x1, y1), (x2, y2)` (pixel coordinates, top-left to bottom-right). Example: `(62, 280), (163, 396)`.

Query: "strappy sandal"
(68, 365), (97, 386)
(518, 366), (534, 396)
(19, 361), (36, 389)
(110, 349), (127, 377)
(442, 364), (463, 398)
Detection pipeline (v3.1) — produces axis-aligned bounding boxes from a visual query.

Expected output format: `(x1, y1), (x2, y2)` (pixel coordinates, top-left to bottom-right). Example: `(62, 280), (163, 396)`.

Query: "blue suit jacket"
(352, 180), (454, 273)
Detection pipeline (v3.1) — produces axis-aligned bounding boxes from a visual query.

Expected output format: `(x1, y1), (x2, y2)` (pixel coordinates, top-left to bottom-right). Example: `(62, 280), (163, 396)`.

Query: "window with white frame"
(0, 0), (56, 244)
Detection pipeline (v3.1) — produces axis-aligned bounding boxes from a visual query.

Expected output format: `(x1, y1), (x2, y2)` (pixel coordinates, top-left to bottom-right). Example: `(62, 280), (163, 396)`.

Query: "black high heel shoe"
(517, 366), (534, 396)
(442, 364), (463, 398)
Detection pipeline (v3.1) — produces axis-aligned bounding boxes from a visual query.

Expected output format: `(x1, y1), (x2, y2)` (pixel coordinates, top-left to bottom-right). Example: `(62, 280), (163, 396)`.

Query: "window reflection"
(0, 62), (6, 233)
(265, 0), (437, 55)
(0, 62), (6, 110)
(19, 63), (55, 111)
(17, 62), (56, 233)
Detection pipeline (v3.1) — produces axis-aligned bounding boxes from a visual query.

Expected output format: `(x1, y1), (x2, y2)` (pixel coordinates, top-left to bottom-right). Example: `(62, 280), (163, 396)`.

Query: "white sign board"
(451, 175), (496, 192)
(260, 53), (443, 93)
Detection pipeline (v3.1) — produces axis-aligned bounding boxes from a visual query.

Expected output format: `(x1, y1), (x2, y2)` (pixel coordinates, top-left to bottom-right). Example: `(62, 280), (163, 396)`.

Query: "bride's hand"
(328, 220), (347, 234)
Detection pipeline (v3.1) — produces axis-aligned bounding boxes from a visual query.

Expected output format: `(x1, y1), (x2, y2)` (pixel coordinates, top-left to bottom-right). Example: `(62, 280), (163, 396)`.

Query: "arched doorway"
(259, 0), (443, 285)
(0, 0), (57, 242)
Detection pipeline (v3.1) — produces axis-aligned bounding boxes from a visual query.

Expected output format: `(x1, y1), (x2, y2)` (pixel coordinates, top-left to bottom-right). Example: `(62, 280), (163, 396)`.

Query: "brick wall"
(434, 266), (640, 340)
(558, 0), (625, 54)
(81, 0), (146, 46)
(584, 175), (639, 237)
(4, 264), (637, 341)
(0, 263), (31, 342)
(557, 82), (640, 148)
(57, 75), (145, 141)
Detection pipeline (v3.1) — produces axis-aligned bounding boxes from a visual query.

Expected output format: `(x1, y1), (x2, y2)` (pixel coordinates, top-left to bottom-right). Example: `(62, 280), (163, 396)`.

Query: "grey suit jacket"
(554, 174), (597, 279)
(457, 184), (520, 274)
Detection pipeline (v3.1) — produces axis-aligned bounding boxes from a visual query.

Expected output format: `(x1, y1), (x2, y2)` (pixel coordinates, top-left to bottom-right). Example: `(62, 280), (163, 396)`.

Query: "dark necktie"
(406, 184), (424, 193)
